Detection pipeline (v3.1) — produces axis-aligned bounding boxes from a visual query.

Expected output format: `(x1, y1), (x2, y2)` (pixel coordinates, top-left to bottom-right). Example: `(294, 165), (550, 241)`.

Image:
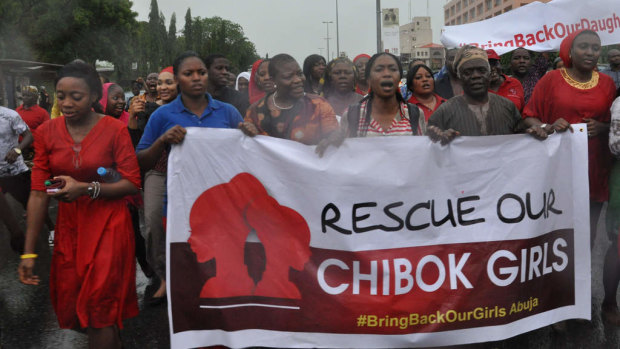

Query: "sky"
(131, 0), (448, 65)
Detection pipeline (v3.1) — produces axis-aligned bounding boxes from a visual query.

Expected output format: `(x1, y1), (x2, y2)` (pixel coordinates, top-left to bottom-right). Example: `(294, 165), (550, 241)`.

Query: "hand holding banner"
(167, 127), (590, 348)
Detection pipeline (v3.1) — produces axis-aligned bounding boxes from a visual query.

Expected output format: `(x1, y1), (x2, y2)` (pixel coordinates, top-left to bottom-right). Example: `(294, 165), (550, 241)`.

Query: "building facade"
(400, 16), (445, 70)
(444, 0), (552, 26)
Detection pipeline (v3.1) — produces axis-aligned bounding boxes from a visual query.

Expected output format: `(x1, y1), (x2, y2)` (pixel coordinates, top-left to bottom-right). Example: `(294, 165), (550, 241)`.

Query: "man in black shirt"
(205, 54), (250, 116)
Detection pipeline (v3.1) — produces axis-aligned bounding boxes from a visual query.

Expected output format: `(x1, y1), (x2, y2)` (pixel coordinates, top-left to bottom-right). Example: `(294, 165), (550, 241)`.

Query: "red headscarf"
(353, 54), (371, 95)
(353, 54), (371, 63)
(249, 59), (265, 104)
(160, 66), (173, 75)
(99, 82), (129, 124)
(559, 29), (594, 69)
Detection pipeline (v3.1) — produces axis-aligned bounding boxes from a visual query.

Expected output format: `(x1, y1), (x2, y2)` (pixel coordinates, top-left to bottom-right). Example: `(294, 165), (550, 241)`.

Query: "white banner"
(167, 127), (590, 348)
(441, 0), (620, 54)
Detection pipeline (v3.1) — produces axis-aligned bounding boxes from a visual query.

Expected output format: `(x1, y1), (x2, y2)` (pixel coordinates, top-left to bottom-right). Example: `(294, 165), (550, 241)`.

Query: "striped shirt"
(356, 100), (420, 137)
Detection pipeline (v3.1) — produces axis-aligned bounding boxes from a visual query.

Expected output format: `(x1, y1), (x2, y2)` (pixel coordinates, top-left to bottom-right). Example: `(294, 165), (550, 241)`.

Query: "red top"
(523, 69), (617, 202)
(407, 93), (447, 121)
(31, 116), (141, 329)
(16, 104), (49, 131)
(489, 75), (525, 112)
(355, 85), (369, 96)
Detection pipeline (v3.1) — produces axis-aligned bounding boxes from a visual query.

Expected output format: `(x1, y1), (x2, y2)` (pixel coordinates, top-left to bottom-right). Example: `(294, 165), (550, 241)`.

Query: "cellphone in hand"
(45, 178), (66, 193)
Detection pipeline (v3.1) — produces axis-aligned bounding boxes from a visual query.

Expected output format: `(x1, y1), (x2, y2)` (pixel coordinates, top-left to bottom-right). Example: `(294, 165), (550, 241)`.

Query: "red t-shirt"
(16, 104), (49, 131)
(489, 75), (525, 112)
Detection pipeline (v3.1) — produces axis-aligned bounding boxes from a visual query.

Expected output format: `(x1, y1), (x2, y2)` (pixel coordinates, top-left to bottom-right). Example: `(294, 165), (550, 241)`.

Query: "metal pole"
(323, 21), (333, 60)
(336, 0), (340, 57)
(376, 0), (382, 53)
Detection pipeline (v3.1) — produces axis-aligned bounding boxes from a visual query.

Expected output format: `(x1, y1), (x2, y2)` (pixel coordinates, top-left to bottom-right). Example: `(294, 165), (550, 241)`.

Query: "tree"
(184, 8), (193, 51)
(165, 12), (177, 66)
(189, 16), (259, 71)
(1, 0), (136, 66)
(146, 0), (166, 72)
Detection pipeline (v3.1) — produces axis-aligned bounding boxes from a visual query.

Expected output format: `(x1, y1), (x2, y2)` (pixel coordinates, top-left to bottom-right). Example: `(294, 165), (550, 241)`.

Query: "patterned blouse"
(245, 93), (339, 145)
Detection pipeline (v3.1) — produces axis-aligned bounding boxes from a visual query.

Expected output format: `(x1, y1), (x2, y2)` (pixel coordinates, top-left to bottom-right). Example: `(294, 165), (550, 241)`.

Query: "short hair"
(365, 52), (403, 81)
(406, 64), (434, 93)
(204, 54), (227, 69)
(55, 61), (103, 112)
(324, 57), (357, 96)
(173, 51), (203, 76)
(268, 54), (298, 79)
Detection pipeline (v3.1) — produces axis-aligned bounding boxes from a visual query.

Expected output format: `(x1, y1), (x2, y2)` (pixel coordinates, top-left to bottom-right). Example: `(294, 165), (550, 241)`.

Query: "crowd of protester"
(1, 28), (620, 347)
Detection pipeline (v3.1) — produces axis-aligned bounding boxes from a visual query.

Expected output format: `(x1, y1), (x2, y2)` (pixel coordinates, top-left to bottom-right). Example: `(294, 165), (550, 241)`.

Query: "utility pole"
(376, 0), (382, 53)
(336, 0), (340, 57)
(322, 21), (333, 60)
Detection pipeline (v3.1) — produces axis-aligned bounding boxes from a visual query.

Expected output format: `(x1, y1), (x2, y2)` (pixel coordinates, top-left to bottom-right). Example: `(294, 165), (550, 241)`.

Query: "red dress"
(523, 69), (617, 202)
(31, 116), (141, 329)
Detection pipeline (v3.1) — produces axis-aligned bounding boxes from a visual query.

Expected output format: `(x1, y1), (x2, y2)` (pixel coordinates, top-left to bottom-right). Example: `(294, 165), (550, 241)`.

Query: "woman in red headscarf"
(353, 54), (371, 95)
(248, 59), (275, 105)
(523, 29), (619, 324)
(100, 83), (130, 124)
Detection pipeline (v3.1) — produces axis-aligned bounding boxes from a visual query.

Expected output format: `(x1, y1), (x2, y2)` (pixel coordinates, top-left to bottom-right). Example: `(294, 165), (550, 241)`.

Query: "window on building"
(456, 2), (461, 11)
(486, 0), (492, 10)
(494, 0), (501, 6)
(504, 5), (512, 12)
(477, 4), (483, 15)
(457, 16), (461, 24)
(463, 12), (468, 22)
(451, 19), (456, 25)
(445, 9), (450, 18)
(470, 8), (475, 19)
(451, 6), (455, 16)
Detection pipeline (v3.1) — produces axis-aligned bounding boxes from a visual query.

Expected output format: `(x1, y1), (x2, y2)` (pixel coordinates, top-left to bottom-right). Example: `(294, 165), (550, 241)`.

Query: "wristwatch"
(13, 147), (22, 155)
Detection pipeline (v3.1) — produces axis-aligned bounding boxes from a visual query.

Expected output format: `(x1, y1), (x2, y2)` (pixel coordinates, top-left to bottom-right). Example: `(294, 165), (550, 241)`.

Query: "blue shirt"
(136, 93), (243, 151)
(136, 93), (243, 217)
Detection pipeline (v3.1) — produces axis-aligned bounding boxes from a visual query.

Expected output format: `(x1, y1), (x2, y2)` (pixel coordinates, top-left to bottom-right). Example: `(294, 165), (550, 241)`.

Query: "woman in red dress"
(18, 61), (141, 347)
(523, 30), (618, 323)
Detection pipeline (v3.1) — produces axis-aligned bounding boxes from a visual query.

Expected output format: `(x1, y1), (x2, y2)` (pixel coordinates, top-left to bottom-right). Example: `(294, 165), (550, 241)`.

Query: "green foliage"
(188, 16), (259, 72)
(0, 0), (136, 80)
(0, 0), (259, 81)
(184, 8), (193, 51)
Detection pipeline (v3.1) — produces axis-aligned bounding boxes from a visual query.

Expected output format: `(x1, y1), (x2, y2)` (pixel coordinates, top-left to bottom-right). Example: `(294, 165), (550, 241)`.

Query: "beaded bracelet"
(20, 254), (38, 259)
